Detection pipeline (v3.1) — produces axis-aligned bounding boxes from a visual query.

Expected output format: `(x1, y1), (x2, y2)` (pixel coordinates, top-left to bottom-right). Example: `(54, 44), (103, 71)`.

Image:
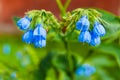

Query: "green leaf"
(88, 55), (116, 67)
(34, 52), (54, 80)
(96, 68), (115, 80)
(58, 70), (70, 80)
(52, 54), (69, 71)
(97, 43), (120, 67)
(45, 68), (57, 80)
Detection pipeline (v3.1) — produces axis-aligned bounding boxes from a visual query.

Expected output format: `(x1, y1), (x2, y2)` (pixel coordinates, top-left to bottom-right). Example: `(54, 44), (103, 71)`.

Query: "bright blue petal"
(83, 64), (96, 76)
(76, 15), (90, 31)
(93, 22), (106, 36)
(78, 31), (91, 43)
(22, 29), (33, 44)
(76, 21), (82, 30)
(76, 67), (84, 76)
(34, 36), (46, 48)
(17, 16), (31, 30)
(33, 24), (46, 40)
(90, 35), (101, 46)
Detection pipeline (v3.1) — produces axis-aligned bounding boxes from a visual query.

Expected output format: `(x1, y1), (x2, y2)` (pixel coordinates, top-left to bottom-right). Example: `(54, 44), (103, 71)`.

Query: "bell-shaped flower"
(33, 24), (46, 39)
(33, 24), (46, 48)
(34, 36), (46, 48)
(89, 31), (101, 46)
(89, 36), (101, 46)
(93, 21), (106, 37)
(22, 29), (33, 44)
(17, 16), (31, 30)
(78, 31), (91, 43)
(76, 15), (90, 31)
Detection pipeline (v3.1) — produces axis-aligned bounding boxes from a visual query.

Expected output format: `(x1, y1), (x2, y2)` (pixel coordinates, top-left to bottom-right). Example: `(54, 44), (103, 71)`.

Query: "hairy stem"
(55, 0), (72, 16)
(64, 0), (71, 11)
(56, 0), (66, 16)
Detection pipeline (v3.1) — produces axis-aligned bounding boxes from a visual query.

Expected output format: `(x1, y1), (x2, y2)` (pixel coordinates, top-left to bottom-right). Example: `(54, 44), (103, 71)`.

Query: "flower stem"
(64, 0), (71, 11)
(56, 0), (66, 16)
(62, 37), (74, 80)
(55, 0), (71, 16)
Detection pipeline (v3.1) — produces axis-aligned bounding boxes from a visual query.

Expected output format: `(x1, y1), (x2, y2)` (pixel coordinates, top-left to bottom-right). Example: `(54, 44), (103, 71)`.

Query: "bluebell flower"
(3, 44), (11, 55)
(76, 64), (96, 77)
(89, 31), (101, 46)
(22, 29), (33, 44)
(17, 16), (31, 30)
(78, 31), (91, 43)
(33, 24), (46, 48)
(34, 38), (46, 48)
(93, 21), (106, 37)
(76, 15), (90, 31)
(89, 36), (101, 46)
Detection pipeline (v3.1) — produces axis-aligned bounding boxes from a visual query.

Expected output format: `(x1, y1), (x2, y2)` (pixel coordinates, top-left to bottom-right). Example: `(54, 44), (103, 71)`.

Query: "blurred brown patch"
(0, 0), (119, 23)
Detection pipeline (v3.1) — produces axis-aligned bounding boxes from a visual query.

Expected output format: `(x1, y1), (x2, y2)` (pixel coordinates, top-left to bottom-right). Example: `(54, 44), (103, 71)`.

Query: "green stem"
(64, 0), (71, 11)
(56, 0), (66, 16)
(62, 37), (74, 80)
(55, 0), (72, 16)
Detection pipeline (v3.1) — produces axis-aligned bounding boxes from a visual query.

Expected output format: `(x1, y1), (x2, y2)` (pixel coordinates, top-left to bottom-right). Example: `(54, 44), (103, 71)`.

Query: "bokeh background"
(0, 0), (120, 80)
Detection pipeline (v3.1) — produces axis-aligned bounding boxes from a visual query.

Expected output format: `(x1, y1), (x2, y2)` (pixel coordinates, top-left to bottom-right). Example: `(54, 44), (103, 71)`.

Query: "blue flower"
(93, 21), (106, 37)
(76, 15), (90, 31)
(89, 36), (101, 46)
(89, 31), (101, 46)
(78, 31), (91, 43)
(17, 16), (31, 30)
(33, 24), (46, 48)
(76, 64), (96, 77)
(22, 29), (33, 44)
(34, 38), (46, 48)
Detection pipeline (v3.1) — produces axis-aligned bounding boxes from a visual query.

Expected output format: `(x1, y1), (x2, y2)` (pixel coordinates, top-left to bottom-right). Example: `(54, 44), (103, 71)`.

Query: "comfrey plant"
(75, 12), (106, 46)
(17, 9), (106, 47)
(17, 10), (59, 48)
(14, 0), (108, 79)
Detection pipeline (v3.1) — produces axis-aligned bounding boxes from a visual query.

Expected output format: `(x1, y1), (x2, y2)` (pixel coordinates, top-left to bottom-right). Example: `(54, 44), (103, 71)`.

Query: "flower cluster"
(17, 16), (47, 48)
(76, 15), (106, 46)
(75, 64), (96, 77)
